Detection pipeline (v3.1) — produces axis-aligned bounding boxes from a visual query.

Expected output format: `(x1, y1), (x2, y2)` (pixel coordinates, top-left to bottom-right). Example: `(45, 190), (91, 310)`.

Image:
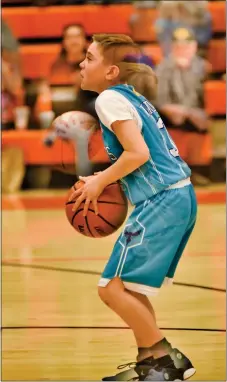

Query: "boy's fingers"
(83, 198), (91, 216)
(69, 188), (82, 202)
(72, 194), (85, 212)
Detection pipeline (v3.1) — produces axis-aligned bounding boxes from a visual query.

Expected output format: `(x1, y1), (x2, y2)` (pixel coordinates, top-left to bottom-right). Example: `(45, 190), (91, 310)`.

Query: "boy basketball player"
(69, 34), (197, 381)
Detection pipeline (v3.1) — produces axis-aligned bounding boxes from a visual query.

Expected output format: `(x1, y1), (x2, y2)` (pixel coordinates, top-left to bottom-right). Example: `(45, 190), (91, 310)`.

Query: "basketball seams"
(71, 208), (84, 226)
(95, 214), (117, 229)
(85, 216), (94, 237)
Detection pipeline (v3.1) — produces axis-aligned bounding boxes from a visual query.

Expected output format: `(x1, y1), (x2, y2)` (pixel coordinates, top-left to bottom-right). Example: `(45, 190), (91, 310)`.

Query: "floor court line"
(2, 326), (226, 332)
(2, 262), (226, 293)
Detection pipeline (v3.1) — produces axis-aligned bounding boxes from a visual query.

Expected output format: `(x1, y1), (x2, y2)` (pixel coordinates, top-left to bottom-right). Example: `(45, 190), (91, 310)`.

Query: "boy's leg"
(128, 290), (156, 323)
(99, 187), (195, 355)
(99, 281), (183, 382)
(99, 275), (194, 381)
(127, 290), (162, 361)
(98, 277), (167, 359)
(127, 290), (175, 363)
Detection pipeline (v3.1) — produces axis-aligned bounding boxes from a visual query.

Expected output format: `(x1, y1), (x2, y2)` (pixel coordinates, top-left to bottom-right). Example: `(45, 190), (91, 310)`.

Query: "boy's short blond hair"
(92, 34), (140, 63)
(93, 33), (157, 101)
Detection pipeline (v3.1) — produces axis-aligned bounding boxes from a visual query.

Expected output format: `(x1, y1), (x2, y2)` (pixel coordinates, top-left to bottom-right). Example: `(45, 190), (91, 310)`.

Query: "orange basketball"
(65, 181), (128, 238)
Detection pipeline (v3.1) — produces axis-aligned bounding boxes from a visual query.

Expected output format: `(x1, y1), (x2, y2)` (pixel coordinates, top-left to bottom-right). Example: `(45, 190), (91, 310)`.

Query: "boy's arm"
(97, 119), (150, 188)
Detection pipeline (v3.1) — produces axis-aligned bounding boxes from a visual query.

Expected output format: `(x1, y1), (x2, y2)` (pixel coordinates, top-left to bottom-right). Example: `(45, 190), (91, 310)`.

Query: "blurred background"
(2, 0), (226, 193)
(2, 3), (226, 381)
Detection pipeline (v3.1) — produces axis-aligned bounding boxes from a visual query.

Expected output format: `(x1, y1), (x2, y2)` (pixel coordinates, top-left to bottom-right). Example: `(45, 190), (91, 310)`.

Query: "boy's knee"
(98, 286), (106, 301)
(98, 277), (124, 304)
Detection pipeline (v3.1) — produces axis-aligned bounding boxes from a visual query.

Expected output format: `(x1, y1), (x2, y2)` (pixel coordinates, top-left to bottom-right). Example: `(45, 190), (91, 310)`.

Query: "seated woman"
(49, 23), (87, 86)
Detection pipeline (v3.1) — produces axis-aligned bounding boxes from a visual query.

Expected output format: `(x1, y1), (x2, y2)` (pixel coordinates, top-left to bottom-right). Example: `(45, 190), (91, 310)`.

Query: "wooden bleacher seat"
(208, 39), (226, 73)
(2, 4), (133, 38)
(204, 81), (226, 116)
(208, 1), (226, 33)
(20, 44), (60, 78)
(2, 2), (225, 39)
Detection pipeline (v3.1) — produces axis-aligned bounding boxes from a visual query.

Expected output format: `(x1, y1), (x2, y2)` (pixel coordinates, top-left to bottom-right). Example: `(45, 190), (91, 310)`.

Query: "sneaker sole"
(103, 366), (196, 381)
(102, 368), (138, 381)
(184, 368), (196, 380)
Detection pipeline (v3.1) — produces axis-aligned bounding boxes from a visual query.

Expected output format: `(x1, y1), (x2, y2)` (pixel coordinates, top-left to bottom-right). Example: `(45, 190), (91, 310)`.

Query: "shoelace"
(116, 361), (159, 379)
(115, 362), (139, 381)
(117, 362), (137, 370)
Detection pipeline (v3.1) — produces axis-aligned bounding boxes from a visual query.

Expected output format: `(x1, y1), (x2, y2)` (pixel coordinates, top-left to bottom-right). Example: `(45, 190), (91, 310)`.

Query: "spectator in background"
(155, 1), (212, 57)
(2, 20), (23, 82)
(2, 23), (26, 193)
(41, 23), (100, 172)
(2, 58), (17, 129)
(36, 23), (98, 119)
(155, 27), (212, 186)
(186, 1), (212, 54)
(2, 20), (25, 129)
(48, 22), (98, 117)
(49, 23), (87, 85)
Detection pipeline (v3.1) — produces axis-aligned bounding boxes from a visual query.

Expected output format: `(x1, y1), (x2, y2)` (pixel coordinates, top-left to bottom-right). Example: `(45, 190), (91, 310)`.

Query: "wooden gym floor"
(2, 187), (226, 381)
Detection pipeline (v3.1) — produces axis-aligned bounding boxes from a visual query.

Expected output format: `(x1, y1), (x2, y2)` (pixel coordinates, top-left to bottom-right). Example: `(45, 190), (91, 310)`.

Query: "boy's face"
(80, 42), (118, 93)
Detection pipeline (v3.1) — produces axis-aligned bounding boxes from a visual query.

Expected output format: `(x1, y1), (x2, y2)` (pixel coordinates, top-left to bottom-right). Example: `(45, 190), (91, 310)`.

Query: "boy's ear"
(106, 65), (120, 80)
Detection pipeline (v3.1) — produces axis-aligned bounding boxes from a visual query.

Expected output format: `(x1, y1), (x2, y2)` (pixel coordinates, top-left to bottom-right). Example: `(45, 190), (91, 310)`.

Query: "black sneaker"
(170, 349), (196, 380)
(102, 351), (195, 381)
(135, 355), (184, 381)
(102, 349), (196, 381)
(102, 358), (183, 381)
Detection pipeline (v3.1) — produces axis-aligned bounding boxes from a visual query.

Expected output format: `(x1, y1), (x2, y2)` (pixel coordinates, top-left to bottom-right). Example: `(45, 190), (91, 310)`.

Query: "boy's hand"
(70, 175), (105, 216)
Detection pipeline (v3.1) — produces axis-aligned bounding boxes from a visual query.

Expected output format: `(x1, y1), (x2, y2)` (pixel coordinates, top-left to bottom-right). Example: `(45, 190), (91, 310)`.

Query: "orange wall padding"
(2, 130), (109, 165)
(204, 81), (226, 116)
(2, 2), (225, 39)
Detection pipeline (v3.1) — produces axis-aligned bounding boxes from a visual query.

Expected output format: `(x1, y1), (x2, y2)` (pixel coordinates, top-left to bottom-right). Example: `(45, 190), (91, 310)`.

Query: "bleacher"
(2, 1), (226, 168)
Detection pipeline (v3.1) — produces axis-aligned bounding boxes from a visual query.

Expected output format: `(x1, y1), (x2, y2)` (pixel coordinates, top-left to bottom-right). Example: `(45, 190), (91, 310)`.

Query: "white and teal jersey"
(95, 84), (191, 205)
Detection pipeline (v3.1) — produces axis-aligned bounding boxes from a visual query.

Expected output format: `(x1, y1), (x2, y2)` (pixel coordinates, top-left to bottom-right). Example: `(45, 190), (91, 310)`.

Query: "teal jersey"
(95, 84), (191, 205)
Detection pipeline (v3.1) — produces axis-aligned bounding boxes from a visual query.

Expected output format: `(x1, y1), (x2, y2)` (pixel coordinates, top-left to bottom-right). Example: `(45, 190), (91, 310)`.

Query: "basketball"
(65, 181), (128, 238)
